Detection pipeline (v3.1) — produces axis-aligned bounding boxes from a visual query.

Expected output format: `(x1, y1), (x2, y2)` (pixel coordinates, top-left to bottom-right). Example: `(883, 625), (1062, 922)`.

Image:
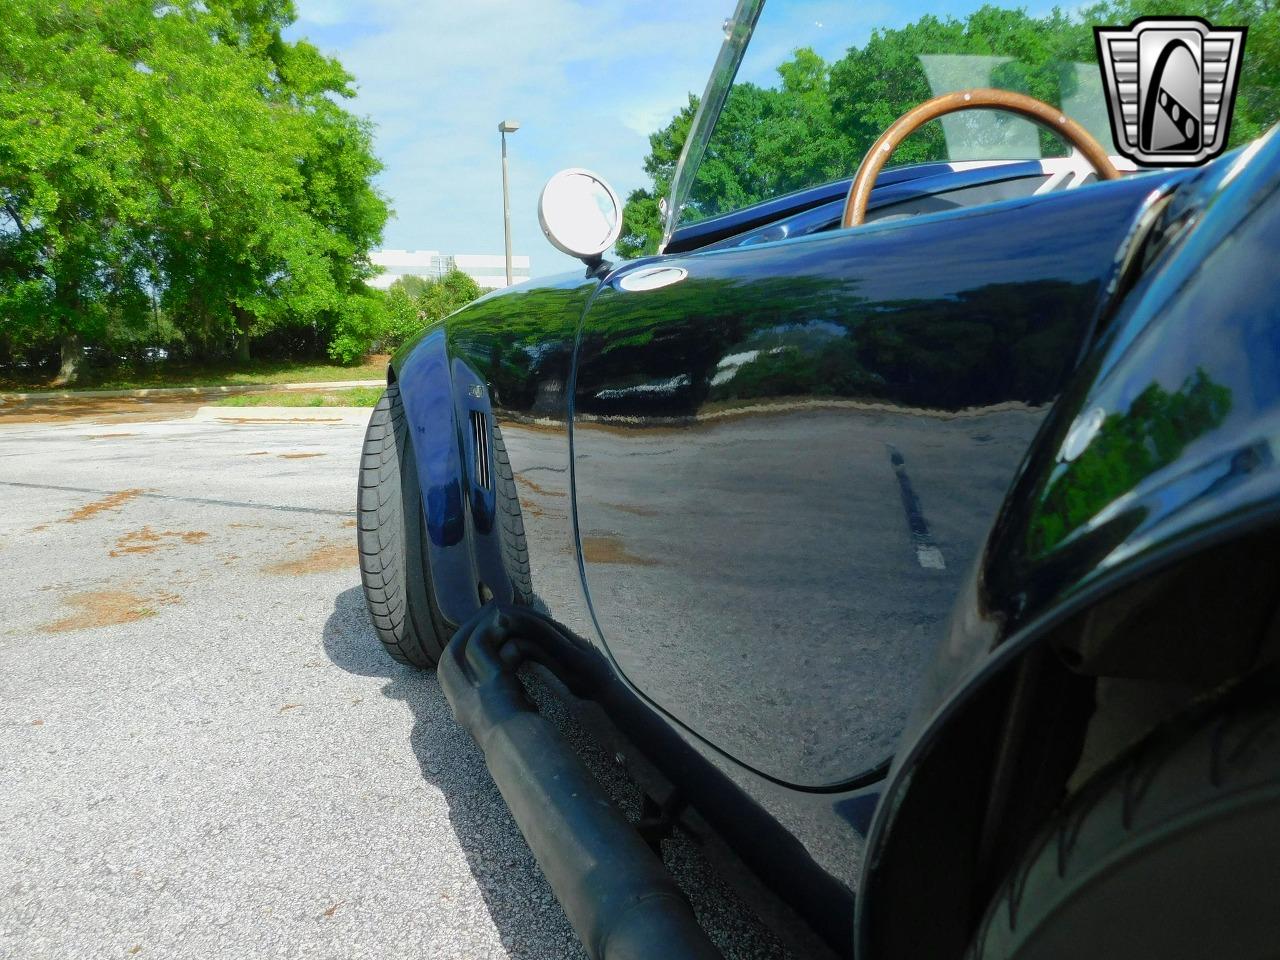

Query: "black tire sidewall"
(356, 386), (448, 667)
(971, 697), (1280, 960)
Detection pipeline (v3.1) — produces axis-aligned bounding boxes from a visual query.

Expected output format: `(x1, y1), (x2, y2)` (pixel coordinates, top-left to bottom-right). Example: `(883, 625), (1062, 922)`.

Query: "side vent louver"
(470, 410), (491, 489)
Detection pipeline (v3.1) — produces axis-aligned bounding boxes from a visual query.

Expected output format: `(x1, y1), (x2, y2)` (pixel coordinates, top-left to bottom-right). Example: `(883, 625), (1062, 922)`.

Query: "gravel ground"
(0, 404), (789, 960)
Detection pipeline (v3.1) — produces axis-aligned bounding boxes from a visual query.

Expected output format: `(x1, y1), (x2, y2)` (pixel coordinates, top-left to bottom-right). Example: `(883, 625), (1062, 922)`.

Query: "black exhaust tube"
(438, 606), (722, 960)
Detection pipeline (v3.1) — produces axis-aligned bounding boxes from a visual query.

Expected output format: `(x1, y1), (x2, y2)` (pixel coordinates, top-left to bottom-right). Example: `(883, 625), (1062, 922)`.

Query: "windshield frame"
(659, 0), (765, 252)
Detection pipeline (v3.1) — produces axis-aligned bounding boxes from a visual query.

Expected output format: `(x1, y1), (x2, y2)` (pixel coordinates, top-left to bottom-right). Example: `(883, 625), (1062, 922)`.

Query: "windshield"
(657, 0), (1278, 248)
(661, 0), (766, 249)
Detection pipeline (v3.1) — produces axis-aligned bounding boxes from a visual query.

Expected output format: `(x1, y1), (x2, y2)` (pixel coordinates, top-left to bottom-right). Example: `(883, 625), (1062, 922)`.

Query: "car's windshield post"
(660, 0), (764, 252)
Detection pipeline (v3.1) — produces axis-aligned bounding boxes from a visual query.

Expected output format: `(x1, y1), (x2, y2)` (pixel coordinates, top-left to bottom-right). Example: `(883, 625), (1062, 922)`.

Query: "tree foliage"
(618, 0), (1280, 258)
(0, 0), (387, 381)
(1027, 368), (1233, 553)
(327, 269), (484, 363)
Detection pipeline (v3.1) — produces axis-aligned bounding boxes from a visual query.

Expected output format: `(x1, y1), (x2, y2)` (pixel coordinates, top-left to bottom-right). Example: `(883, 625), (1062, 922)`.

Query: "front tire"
(969, 693), (1280, 960)
(357, 385), (449, 668)
(491, 421), (533, 606)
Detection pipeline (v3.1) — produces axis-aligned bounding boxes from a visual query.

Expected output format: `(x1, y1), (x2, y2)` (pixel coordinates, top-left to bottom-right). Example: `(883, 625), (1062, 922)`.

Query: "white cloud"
(290, 0), (728, 273)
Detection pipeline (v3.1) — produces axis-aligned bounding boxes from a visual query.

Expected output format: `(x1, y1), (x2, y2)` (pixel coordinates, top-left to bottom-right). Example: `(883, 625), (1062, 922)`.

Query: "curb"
(192, 406), (371, 426)
(0, 379), (384, 403)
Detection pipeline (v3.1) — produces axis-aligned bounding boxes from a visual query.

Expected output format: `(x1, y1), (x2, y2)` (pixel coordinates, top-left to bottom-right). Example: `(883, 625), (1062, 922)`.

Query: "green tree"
(616, 188), (665, 260)
(0, 1), (156, 381)
(615, 96), (699, 258)
(620, 1), (1280, 255)
(418, 269), (483, 323)
(328, 269), (484, 363)
(0, 0), (387, 382)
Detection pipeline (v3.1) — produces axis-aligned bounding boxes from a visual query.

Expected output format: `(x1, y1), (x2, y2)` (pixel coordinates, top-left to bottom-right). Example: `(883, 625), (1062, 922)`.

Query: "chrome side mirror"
(538, 168), (622, 267)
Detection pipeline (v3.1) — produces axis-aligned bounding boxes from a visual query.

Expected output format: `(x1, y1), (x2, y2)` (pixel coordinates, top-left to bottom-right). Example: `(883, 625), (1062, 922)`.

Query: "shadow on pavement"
(322, 585), (793, 960)
(321, 585), (583, 959)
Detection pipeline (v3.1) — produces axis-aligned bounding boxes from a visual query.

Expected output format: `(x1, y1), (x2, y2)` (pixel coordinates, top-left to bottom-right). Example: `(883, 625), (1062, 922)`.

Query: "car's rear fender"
(857, 130), (1280, 959)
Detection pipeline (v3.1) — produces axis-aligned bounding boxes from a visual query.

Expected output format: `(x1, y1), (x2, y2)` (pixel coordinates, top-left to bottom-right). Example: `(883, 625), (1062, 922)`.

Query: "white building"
(369, 249), (531, 291)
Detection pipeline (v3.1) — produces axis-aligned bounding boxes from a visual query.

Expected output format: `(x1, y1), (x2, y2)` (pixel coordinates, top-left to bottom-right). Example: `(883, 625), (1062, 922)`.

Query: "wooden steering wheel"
(841, 88), (1121, 228)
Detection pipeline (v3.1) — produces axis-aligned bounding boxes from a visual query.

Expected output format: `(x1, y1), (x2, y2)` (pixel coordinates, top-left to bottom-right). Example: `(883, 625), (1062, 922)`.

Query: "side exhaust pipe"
(437, 605), (723, 960)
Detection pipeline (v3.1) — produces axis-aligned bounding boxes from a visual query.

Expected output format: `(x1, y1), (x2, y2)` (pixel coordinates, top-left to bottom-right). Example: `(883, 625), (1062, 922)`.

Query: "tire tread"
(970, 694), (1280, 958)
(355, 385), (447, 668)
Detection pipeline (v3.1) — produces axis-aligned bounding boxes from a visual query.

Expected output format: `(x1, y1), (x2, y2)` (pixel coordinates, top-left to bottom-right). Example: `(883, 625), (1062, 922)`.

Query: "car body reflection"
(570, 172), (1169, 787)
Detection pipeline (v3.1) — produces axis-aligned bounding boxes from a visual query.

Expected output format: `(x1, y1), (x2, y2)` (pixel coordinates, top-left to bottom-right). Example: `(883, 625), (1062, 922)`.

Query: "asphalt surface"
(0, 404), (790, 960)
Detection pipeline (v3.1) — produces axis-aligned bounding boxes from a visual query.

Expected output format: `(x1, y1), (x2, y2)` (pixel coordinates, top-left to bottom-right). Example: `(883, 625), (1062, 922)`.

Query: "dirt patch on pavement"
(605, 502), (658, 517)
(61, 488), (145, 524)
(264, 542), (356, 576)
(216, 416), (341, 425)
(515, 474), (566, 498)
(40, 589), (180, 633)
(110, 526), (210, 557)
(278, 452), (325, 459)
(581, 534), (656, 566)
(0, 395), (200, 424)
(521, 500), (567, 521)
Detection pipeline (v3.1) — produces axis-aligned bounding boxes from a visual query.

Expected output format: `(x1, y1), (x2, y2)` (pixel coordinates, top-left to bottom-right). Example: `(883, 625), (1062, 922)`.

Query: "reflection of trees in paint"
(576, 275), (863, 416)
(708, 336), (874, 402)
(443, 283), (595, 415)
(574, 275), (1099, 417)
(851, 280), (1095, 408)
(444, 269), (1114, 421)
(1029, 368), (1233, 554)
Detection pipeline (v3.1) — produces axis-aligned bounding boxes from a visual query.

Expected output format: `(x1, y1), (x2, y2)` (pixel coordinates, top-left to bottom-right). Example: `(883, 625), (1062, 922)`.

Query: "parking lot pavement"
(0, 407), (790, 960)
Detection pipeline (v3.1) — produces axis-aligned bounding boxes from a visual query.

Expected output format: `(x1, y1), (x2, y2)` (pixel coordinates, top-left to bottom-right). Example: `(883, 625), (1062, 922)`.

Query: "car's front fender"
(389, 269), (605, 628)
(390, 323), (479, 627)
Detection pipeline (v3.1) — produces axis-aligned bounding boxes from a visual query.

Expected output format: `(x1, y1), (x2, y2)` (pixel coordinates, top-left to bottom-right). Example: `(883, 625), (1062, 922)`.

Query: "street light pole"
(498, 119), (520, 286)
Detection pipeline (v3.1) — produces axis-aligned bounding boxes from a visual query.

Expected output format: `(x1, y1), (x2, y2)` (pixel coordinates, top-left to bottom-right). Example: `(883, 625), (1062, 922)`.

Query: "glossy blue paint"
(393, 271), (602, 629)
(391, 325), (478, 627)
(451, 356), (520, 607)
(857, 132), (1280, 959)
(571, 169), (1179, 792)
(390, 143), (1280, 960)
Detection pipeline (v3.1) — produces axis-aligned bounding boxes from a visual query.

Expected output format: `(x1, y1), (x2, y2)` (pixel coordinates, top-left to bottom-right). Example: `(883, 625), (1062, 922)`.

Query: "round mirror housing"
(538, 168), (622, 265)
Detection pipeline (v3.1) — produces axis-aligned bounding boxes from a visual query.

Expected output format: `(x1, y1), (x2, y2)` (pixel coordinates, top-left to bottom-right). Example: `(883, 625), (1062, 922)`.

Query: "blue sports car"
(357, 3), (1280, 957)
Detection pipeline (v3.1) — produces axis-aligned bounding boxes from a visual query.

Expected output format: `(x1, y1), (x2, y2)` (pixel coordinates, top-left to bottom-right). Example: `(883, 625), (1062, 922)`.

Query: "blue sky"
(287, 0), (730, 276)
(285, 0), (1031, 277)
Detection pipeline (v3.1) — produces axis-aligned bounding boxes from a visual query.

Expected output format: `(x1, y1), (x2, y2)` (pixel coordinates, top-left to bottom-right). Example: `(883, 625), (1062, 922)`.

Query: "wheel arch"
(857, 506), (1280, 960)
(859, 136), (1280, 959)
(388, 323), (484, 629)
